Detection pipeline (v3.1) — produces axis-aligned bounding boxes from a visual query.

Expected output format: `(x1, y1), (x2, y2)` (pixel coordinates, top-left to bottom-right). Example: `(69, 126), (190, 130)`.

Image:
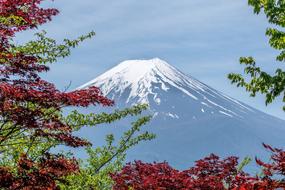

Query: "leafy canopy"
(228, 0), (285, 111)
(0, 0), (154, 189)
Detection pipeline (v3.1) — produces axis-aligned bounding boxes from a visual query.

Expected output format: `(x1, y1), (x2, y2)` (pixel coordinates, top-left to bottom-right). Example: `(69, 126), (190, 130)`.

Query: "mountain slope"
(79, 58), (285, 170)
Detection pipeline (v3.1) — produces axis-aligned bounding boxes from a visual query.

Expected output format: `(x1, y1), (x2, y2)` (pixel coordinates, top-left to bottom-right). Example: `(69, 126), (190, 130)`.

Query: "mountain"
(78, 58), (285, 170)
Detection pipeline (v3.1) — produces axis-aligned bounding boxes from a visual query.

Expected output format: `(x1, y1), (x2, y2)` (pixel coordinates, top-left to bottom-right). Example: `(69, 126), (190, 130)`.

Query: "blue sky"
(17, 0), (284, 119)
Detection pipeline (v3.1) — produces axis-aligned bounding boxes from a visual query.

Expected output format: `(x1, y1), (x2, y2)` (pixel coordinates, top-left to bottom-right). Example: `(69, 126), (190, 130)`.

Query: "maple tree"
(0, 0), (155, 189)
(0, 0), (110, 189)
(111, 144), (285, 190)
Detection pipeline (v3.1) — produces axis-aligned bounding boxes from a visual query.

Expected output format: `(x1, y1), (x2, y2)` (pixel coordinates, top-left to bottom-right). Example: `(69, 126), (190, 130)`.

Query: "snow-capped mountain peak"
(80, 58), (209, 103)
(79, 58), (255, 119)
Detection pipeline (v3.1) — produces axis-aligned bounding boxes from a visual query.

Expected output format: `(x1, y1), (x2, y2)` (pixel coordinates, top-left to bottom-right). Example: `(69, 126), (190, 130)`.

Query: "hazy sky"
(17, 0), (285, 119)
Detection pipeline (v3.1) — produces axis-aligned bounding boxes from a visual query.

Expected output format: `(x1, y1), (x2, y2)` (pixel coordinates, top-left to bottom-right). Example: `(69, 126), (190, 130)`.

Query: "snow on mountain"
(79, 58), (285, 170)
(79, 58), (198, 103)
(79, 58), (254, 119)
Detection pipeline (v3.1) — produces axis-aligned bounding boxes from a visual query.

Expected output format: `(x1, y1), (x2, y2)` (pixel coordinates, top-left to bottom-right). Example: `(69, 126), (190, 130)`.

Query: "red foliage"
(0, 0), (113, 149)
(0, 154), (79, 190)
(0, 0), (114, 189)
(111, 144), (285, 190)
(0, 0), (59, 38)
(111, 161), (190, 190)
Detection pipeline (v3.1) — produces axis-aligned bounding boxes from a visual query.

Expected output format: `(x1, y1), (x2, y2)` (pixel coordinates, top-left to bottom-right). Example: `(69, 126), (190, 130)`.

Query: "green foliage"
(65, 104), (150, 131)
(228, 0), (285, 111)
(0, 15), (26, 27)
(0, 102), (63, 168)
(11, 30), (95, 64)
(237, 156), (252, 172)
(59, 105), (155, 190)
